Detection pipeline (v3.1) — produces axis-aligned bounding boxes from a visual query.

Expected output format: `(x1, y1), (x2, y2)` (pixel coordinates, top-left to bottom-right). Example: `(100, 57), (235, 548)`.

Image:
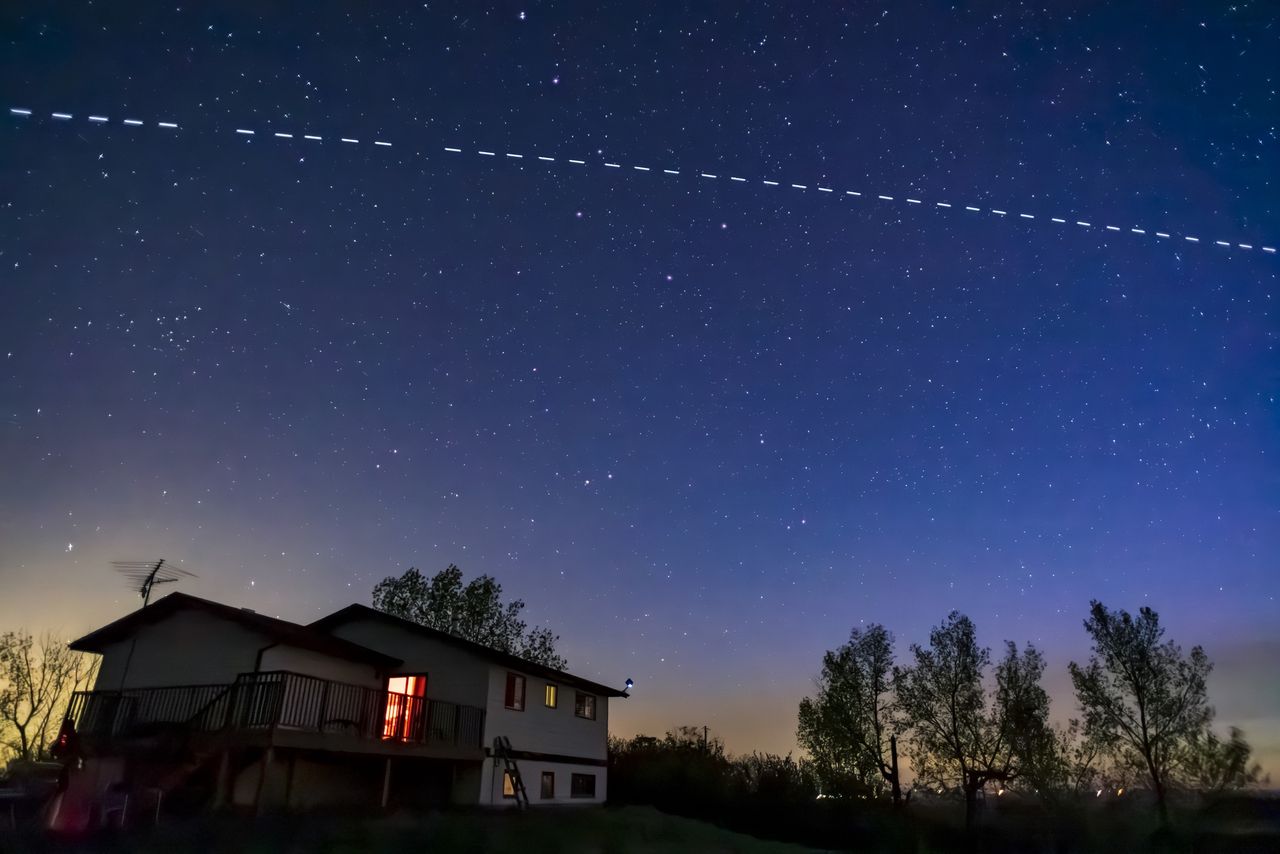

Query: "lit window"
(545, 684), (558, 708)
(502, 771), (517, 798)
(540, 771), (555, 799)
(574, 691), (596, 720)
(383, 674), (427, 740)
(505, 673), (526, 711)
(570, 773), (596, 798)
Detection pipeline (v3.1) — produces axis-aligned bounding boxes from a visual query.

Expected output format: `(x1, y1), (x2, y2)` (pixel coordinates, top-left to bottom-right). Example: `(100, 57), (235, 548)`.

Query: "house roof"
(68, 592), (402, 669)
(310, 604), (629, 698)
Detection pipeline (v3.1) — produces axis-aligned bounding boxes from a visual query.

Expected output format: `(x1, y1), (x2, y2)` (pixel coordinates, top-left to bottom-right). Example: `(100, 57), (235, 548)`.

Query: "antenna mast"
(109, 558), (197, 691)
(112, 559), (196, 607)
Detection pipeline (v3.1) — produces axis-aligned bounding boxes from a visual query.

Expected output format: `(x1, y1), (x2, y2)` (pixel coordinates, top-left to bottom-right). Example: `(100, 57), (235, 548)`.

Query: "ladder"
(493, 736), (530, 808)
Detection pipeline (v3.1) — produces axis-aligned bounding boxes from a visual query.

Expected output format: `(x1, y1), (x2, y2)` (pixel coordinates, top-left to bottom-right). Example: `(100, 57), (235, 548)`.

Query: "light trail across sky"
(7, 105), (1276, 257)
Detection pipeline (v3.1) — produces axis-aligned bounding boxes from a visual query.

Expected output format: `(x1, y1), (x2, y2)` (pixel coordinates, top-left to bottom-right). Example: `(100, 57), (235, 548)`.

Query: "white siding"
(324, 619), (491, 707)
(480, 759), (607, 807)
(483, 666), (609, 762)
(90, 609), (381, 691)
(92, 610), (266, 690)
(258, 644), (381, 688)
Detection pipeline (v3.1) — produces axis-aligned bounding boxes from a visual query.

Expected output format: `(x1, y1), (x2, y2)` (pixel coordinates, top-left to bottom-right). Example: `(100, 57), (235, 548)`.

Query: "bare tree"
(1069, 601), (1213, 825)
(0, 630), (98, 763)
(894, 612), (1052, 829)
(797, 624), (902, 804)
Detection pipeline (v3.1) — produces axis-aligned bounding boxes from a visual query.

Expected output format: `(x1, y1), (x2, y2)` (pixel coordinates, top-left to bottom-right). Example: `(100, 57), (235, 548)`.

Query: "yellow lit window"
(502, 771), (516, 798)
(545, 684), (558, 708)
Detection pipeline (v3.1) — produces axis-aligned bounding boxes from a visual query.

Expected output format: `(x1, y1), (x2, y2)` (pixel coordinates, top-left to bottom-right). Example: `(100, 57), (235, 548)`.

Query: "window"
(574, 691), (596, 720)
(502, 771), (517, 798)
(504, 672), (526, 711)
(382, 674), (427, 741)
(540, 771), (555, 799)
(544, 683), (558, 708)
(570, 773), (596, 798)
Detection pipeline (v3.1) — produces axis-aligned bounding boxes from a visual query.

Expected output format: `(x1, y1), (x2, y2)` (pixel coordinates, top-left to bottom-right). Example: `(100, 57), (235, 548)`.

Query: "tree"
(1179, 726), (1267, 794)
(0, 630), (98, 763)
(796, 624), (903, 804)
(893, 612), (1052, 829)
(1016, 718), (1112, 804)
(607, 726), (732, 817)
(372, 564), (566, 669)
(1069, 601), (1213, 825)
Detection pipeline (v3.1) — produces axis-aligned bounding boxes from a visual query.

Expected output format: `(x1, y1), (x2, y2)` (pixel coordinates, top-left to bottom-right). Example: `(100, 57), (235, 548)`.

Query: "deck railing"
(66, 671), (485, 750)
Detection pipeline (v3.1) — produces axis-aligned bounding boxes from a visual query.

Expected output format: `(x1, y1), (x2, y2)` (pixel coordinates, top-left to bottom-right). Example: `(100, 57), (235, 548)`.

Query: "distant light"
(1096, 789), (1103, 798)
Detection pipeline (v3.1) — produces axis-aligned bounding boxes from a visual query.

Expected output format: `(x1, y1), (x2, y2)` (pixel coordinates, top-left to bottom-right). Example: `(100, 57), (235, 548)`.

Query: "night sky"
(2, 3), (1277, 773)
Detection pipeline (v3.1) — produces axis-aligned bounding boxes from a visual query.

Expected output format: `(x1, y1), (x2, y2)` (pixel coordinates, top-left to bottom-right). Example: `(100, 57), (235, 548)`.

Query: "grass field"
(3, 805), (823, 854)
(7, 798), (1278, 852)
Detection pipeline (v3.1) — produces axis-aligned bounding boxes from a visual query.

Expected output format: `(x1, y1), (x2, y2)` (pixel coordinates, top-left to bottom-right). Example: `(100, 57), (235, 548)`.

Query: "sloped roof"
(310, 604), (629, 698)
(69, 592), (401, 669)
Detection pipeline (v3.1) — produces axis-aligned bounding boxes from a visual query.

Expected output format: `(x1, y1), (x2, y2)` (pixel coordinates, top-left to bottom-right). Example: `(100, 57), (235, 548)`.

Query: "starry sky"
(1, 3), (1277, 775)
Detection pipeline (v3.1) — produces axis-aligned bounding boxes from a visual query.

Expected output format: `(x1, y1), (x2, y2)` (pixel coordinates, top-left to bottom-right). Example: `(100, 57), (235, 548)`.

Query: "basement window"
(570, 773), (596, 798)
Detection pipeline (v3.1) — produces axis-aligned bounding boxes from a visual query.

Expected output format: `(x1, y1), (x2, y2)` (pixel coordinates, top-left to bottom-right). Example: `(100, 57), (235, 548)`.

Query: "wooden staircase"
(492, 736), (529, 808)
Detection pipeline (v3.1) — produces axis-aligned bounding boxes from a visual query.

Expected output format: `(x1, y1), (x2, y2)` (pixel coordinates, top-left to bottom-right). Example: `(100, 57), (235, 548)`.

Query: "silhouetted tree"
(372, 564), (566, 669)
(1069, 601), (1212, 825)
(1179, 726), (1267, 794)
(607, 726), (732, 817)
(894, 612), (1052, 829)
(0, 630), (98, 763)
(1016, 717), (1112, 804)
(734, 752), (819, 805)
(797, 623), (902, 804)
(608, 728), (819, 836)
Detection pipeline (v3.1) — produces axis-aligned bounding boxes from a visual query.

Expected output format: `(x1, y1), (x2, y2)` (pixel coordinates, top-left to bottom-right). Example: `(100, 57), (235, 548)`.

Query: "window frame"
(570, 772), (597, 799)
(574, 691), (596, 720)
(544, 683), (558, 708)
(540, 770), (555, 800)
(504, 672), (526, 711)
(382, 673), (428, 741)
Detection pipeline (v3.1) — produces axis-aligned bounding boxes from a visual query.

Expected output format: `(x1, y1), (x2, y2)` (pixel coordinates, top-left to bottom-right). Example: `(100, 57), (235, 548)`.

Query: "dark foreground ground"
(2, 799), (1279, 854)
(2, 806), (816, 854)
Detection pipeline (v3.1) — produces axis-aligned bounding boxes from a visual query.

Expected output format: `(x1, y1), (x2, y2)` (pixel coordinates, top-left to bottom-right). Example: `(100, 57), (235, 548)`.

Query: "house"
(55, 592), (626, 824)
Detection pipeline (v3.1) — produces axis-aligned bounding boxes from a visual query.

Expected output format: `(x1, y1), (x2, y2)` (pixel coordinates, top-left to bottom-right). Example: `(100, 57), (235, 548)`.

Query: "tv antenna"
(112, 559), (197, 607)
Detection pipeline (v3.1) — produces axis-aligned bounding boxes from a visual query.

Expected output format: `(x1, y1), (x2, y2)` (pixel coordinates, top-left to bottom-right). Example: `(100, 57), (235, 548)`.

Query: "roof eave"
(313, 604), (630, 697)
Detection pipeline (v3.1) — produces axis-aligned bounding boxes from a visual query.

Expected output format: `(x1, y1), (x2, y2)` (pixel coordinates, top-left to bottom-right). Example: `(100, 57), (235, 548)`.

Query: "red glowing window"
(383, 674), (427, 740)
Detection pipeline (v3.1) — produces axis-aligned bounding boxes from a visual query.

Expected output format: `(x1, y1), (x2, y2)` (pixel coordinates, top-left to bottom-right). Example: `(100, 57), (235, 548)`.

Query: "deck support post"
(381, 758), (393, 809)
(212, 750), (231, 809)
(253, 747), (273, 816)
(283, 752), (296, 810)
